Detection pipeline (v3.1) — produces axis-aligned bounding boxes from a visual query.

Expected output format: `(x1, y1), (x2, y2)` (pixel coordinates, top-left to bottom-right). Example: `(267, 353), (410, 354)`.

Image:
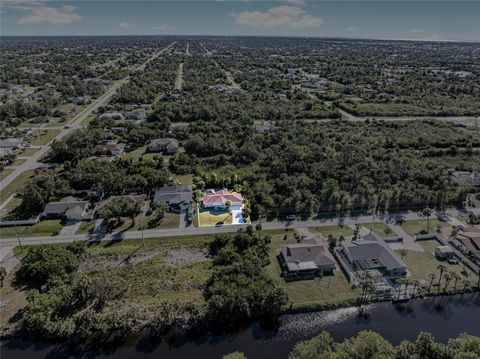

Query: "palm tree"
(428, 273), (436, 292)
(437, 264), (447, 287)
(423, 207), (432, 233)
(451, 273), (460, 291)
(443, 272), (452, 292)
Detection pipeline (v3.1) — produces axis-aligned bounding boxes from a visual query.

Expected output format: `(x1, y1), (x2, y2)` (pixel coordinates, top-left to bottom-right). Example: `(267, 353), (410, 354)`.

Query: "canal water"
(2, 294), (479, 359)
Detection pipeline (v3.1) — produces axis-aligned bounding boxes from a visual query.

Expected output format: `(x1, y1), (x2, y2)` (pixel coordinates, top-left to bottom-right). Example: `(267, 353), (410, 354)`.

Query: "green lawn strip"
(400, 219), (451, 236)
(75, 220), (96, 234)
(0, 169), (36, 201)
(0, 197), (24, 220)
(396, 240), (478, 291)
(310, 224), (353, 237)
(0, 220), (63, 238)
(15, 147), (39, 157)
(122, 145), (163, 161)
(0, 169), (14, 181)
(80, 114), (96, 126)
(265, 229), (359, 309)
(198, 208), (233, 226)
(10, 159), (26, 167)
(133, 212), (180, 230)
(362, 222), (391, 236)
(27, 129), (60, 146)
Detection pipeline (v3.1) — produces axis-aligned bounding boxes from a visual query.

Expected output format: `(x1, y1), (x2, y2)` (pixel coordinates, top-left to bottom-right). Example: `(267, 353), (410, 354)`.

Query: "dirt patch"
(163, 248), (210, 266)
(80, 247), (209, 271)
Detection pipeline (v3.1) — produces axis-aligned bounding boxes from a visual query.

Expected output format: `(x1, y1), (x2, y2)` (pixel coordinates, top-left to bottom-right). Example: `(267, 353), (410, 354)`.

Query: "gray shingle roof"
(280, 240), (335, 272)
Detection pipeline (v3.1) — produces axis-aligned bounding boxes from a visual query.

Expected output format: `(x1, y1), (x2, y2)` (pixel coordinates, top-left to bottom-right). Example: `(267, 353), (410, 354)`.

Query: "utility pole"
(141, 204), (145, 247)
(15, 225), (23, 253)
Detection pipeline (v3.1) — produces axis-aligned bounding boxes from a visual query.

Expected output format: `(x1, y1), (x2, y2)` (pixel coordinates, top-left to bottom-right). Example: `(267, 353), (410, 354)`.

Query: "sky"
(1, 0), (479, 41)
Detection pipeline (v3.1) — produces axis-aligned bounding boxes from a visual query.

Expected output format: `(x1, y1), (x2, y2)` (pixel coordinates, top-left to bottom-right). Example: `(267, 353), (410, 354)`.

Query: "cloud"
(284, 0), (306, 4)
(410, 29), (425, 33)
(118, 21), (137, 30)
(7, 1), (81, 25)
(232, 5), (321, 29)
(152, 24), (177, 33)
(345, 26), (358, 32)
(426, 33), (443, 41)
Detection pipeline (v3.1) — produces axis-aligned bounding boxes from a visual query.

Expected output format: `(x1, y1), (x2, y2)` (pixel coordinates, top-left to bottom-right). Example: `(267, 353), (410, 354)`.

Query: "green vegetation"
(289, 330), (480, 359)
(397, 240), (478, 292)
(16, 147), (40, 157)
(363, 222), (391, 236)
(0, 168), (14, 181)
(0, 169), (36, 203)
(0, 220), (63, 238)
(28, 129), (60, 146)
(198, 208), (233, 226)
(310, 225), (353, 237)
(400, 219), (450, 236)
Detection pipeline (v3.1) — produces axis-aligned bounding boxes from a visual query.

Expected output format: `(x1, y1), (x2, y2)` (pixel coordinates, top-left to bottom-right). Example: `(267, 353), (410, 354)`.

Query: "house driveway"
(60, 220), (81, 236)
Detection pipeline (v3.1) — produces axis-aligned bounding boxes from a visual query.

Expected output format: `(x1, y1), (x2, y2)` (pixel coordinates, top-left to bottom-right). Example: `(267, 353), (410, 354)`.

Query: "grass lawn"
(0, 197), (23, 220)
(0, 169), (36, 202)
(363, 222), (391, 236)
(10, 159), (26, 167)
(198, 208), (233, 226)
(264, 229), (359, 310)
(15, 147), (39, 157)
(310, 224), (353, 237)
(396, 239), (478, 291)
(80, 114), (96, 126)
(134, 212), (180, 230)
(400, 219), (451, 236)
(0, 220), (63, 238)
(176, 174), (193, 186)
(122, 145), (163, 161)
(27, 129), (60, 146)
(0, 168), (14, 181)
(76, 220), (96, 234)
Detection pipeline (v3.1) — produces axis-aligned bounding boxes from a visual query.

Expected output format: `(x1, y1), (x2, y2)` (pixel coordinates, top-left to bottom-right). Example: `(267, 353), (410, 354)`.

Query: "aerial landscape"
(0, 1), (479, 358)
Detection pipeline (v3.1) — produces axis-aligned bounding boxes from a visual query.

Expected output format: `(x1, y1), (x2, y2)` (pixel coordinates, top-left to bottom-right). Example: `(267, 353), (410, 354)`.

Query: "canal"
(2, 294), (479, 359)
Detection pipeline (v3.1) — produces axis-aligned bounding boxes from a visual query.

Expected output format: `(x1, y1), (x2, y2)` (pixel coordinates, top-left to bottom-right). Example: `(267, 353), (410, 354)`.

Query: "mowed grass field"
(396, 239), (478, 291)
(264, 229), (359, 310)
(0, 220), (63, 238)
(310, 224), (353, 237)
(400, 219), (451, 236)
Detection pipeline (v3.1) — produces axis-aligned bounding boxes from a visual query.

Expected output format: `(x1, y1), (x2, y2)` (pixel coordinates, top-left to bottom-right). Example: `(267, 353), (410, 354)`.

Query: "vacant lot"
(27, 129), (60, 146)
(400, 219), (451, 236)
(310, 224), (353, 237)
(0, 220), (63, 238)
(363, 222), (391, 236)
(265, 229), (359, 310)
(0, 169), (36, 201)
(15, 147), (39, 157)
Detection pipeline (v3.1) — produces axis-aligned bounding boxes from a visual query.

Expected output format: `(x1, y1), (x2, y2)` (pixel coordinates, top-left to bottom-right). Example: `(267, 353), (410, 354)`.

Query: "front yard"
(0, 219), (63, 238)
(198, 208), (233, 226)
(310, 224), (353, 237)
(400, 219), (451, 237)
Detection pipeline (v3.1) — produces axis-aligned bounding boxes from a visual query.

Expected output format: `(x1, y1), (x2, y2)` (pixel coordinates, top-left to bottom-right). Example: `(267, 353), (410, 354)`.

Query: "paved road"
(175, 62), (184, 91)
(0, 209), (456, 247)
(0, 42), (176, 195)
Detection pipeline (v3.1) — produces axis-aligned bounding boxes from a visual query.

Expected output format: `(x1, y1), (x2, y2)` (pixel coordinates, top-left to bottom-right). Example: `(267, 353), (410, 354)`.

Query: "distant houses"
(125, 111), (146, 121)
(68, 96), (89, 105)
(201, 189), (243, 210)
(42, 197), (89, 221)
(29, 116), (49, 124)
(94, 141), (125, 157)
(451, 170), (480, 187)
(149, 138), (179, 154)
(279, 237), (336, 280)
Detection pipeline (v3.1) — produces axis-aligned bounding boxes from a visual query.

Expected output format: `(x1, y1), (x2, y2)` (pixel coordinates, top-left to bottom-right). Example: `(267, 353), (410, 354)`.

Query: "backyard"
(396, 239), (478, 292)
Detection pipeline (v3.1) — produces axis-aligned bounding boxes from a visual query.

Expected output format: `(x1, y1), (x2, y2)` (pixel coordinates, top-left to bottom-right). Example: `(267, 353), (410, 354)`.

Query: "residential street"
(0, 42), (176, 195)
